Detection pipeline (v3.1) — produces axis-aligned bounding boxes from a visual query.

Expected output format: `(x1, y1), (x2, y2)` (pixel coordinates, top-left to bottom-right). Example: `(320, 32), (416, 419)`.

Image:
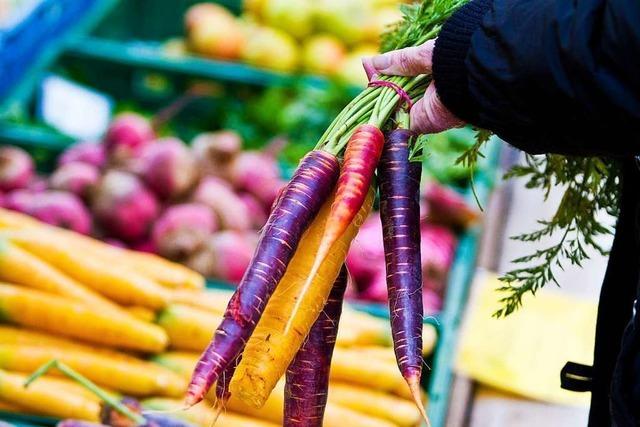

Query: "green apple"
(301, 34), (347, 76)
(184, 3), (233, 33)
(242, 27), (299, 72)
(188, 13), (246, 60)
(314, 0), (373, 45)
(262, 0), (314, 40)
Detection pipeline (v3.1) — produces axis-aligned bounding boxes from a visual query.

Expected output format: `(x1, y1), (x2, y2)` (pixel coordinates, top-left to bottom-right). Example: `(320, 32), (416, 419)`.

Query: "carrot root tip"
(208, 400), (225, 427)
(408, 376), (430, 427)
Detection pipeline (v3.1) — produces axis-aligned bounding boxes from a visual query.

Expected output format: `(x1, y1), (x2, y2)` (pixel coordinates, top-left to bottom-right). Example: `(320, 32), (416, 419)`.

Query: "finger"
(410, 83), (465, 134)
(361, 57), (378, 82)
(369, 40), (435, 76)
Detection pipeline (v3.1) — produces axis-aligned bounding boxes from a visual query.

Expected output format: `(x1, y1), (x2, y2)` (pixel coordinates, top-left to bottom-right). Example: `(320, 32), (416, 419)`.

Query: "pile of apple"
(0, 112), (285, 284)
(181, 0), (405, 85)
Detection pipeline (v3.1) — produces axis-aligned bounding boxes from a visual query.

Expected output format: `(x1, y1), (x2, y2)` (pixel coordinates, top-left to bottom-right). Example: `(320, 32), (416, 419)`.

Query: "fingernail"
(361, 58), (377, 81)
(372, 55), (392, 71)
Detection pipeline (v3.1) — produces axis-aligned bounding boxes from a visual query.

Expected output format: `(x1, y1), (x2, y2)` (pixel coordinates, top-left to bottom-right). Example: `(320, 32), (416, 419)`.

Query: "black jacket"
(431, 0), (640, 425)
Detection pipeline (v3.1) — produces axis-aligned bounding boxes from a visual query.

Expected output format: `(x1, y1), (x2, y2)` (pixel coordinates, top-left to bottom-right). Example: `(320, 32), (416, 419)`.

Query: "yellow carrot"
(124, 251), (205, 290)
(0, 240), (120, 312)
(349, 346), (398, 362)
(125, 306), (157, 322)
(337, 308), (393, 347)
(328, 383), (421, 427)
(230, 188), (374, 407)
(0, 399), (24, 412)
(324, 403), (396, 427)
(0, 284), (168, 352)
(169, 288), (232, 314)
(0, 325), (88, 348)
(156, 304), (222, 352)
(153, 353), (406, 427)
(0, 209), (42, 228)
(142, 398), (278, 427)
(0, 208), (204, 289)
(152, 351), (200, 378)
(225, 382), (285, 424)
(329, 348), (413, 399)
(0, 369), (100, 421)
(0, 344), (186, 396)
(6, 230), (169, 309)
(0, 326), (141, 361)
(226, 381), (395, 427)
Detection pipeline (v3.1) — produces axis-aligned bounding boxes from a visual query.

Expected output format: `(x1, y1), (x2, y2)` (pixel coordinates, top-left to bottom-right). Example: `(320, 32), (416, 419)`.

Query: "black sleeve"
(432, 0), (640, 157)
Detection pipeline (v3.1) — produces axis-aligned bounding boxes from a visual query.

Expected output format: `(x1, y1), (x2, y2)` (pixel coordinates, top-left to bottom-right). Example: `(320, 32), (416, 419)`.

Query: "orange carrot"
(290, 124), (383, 327)
(229, 188), (374, 407)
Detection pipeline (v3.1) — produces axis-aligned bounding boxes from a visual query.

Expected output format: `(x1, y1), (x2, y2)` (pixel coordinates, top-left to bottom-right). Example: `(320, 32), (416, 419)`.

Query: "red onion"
(3, 189), (35, 213)
(191, 130), (242, 177)
(346, 215), (385, 291)
(152, 203), (217, 259)
(104, 113), (155, 165)
(420, 224), (457, 294)
(58, 142), (106, 168)
(424, 181), (480, 228)
(186, 231), (254, 283)
(191, 176), (251, 230)
(91, 170), (159, 242)
(140, 137), (198, 199)
(130, 239), (157, 254)
(229, 151), (283, 206)
(26, 176), (48, 193)
(0, 146), (34, 191)
(28, 191), (92, 235)
(50, 162), (100, 198)
(238, 193), (267, 229)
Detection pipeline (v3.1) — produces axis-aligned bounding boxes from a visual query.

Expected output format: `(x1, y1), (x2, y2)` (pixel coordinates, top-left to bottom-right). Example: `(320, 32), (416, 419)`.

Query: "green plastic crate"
(0, 0), (120, 114)
(57, 0), (360, 100)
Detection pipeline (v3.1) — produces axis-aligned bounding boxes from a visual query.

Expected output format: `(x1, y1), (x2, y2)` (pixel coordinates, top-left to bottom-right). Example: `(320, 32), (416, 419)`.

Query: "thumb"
(410, 83), (465, 134)
(366, 40), (435, 77)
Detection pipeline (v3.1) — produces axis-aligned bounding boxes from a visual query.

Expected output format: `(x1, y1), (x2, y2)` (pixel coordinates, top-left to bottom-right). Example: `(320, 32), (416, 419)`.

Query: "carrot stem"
(24, 359), (146, 425)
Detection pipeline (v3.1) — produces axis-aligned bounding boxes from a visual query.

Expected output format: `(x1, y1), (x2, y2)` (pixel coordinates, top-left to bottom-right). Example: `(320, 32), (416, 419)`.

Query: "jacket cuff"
(432, 0), (492, 122)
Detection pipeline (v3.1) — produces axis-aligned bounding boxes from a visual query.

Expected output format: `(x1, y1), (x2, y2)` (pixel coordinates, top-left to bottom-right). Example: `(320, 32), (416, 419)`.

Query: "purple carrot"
(185, 150), (340, 407)
(378, 129), (426, 420)
(57, 421), (107, 427)
(284, 266), (348, 427)
(208, 355), (240, 425)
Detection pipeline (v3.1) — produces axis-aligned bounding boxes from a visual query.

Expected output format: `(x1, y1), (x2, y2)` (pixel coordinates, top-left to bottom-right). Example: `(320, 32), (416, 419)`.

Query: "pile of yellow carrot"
(0, 208), (436, 427)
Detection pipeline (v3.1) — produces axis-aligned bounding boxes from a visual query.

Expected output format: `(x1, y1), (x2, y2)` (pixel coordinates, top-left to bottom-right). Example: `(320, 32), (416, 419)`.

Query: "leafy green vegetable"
(493, 156), (620, 317)
(458, 126), (620, 318)
(381, 0), (467, 52)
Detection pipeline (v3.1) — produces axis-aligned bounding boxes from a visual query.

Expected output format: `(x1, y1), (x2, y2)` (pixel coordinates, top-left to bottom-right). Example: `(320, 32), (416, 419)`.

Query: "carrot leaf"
(494, 155), (619, 317)
(24, 359), (146, 425)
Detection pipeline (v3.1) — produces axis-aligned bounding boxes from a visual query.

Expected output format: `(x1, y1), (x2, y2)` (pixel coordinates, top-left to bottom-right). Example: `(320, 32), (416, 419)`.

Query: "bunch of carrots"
(0, 208), (433, 426)
(186, 1), (469, 425)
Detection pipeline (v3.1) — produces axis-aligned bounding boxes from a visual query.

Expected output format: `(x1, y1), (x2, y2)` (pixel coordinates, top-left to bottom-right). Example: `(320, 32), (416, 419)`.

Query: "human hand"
(362, 40), (464, 134)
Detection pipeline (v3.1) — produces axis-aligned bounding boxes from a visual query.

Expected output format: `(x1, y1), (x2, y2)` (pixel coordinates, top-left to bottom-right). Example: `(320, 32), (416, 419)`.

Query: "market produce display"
(180, 0), (482, 425)
(0, 208), (432, 427)
(0, 124), (476, 312)
(0, 114), (288, 284)
(0, 0), (496, 425)
(179, 0), (404, 85)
